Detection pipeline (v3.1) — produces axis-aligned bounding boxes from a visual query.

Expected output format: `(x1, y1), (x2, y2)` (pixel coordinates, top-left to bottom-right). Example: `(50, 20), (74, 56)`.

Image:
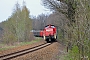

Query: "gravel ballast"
(0, 41), (65, 60)
(12, 42), (65, 60)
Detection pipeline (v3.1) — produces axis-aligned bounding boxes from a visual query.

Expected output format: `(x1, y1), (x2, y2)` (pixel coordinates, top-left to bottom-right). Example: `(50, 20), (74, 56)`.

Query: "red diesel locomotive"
(40, 24), (57, 42)
(33, 24), (57, 42)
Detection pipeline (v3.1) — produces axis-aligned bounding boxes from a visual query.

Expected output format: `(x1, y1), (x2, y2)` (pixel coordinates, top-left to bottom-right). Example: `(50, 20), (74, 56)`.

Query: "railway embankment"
(0, 40), (66, 60)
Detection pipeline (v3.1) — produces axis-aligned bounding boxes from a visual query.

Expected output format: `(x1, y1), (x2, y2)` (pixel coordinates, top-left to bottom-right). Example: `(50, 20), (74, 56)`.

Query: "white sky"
(0, 0), (51, 22)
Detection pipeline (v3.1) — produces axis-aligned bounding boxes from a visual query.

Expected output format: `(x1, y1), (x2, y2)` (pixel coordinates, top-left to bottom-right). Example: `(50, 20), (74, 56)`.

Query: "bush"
(62, 45), (79, 60)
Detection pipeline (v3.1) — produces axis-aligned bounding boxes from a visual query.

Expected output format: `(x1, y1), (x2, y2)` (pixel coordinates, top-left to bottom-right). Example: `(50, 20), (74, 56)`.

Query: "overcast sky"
(0, 0), (51, 22)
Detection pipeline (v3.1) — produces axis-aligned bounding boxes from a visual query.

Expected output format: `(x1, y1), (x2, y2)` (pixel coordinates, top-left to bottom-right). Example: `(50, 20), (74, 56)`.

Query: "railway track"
(0, 42), (52, 60)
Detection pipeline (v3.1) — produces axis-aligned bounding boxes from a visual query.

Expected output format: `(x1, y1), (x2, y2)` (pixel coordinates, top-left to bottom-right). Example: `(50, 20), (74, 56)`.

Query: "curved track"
(0, 42), (52, 60)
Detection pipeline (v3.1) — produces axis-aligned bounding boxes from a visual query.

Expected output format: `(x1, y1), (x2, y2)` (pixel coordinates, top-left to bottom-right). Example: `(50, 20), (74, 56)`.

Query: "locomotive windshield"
(45, 25), (55, 28)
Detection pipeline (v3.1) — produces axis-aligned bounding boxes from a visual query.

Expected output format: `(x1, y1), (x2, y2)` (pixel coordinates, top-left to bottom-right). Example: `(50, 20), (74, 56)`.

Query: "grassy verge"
(19, 38), (42, 46)
(0, 38), (42, 51)
(59, 45), (80, 60)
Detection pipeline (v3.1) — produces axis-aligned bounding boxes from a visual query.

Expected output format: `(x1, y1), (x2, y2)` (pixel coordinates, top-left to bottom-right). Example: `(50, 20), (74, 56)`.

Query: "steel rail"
(0, 43), (51, 60)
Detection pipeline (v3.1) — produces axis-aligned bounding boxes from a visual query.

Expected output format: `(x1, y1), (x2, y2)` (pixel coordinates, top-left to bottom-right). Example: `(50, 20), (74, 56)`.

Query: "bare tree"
(41, 0), (67, 14)
(32, 14), (48, 30)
